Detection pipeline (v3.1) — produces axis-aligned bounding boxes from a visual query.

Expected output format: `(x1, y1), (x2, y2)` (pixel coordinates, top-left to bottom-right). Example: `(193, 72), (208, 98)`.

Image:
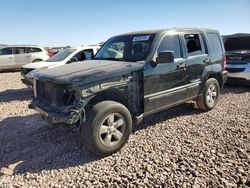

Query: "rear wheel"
(81, 101), (132, 156)
(32, 59), (42, 63)
(196, 78), (220, 111)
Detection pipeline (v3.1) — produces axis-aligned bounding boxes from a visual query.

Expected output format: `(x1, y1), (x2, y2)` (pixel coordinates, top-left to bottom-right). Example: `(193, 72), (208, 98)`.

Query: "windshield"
(224, 37), (250, 52)
(47, 49), (75, 62)
(95, 34), (156, 62)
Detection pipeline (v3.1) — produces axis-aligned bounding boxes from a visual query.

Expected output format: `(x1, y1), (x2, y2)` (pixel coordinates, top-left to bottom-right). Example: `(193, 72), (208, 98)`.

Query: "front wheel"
(81, 101), (132, 156)
(196, 78), (220, 111)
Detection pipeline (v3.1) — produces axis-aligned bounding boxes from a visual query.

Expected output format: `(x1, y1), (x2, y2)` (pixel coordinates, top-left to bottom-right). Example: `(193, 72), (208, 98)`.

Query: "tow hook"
(68, 108), (85, 131)
(28, 103), (34, 109)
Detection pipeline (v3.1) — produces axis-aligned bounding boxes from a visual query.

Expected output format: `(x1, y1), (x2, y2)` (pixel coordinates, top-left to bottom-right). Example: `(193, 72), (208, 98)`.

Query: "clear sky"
(0, 0), (249, 47)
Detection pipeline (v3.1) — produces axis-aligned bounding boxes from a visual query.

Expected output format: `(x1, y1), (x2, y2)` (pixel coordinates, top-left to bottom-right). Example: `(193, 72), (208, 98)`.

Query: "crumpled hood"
(23, 61), (59, 69)
(35, 60), (144, 86)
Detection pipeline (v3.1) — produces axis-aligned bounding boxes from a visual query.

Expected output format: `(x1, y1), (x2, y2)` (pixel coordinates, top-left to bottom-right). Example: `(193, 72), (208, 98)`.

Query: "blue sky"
(0, 0), (249, 47)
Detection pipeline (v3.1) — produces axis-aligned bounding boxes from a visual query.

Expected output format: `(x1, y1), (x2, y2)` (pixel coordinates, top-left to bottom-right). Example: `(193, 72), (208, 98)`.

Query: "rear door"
(0, 47), (15, 69)
(24, 47), (33, 63)
(183, 33), (209, 98)
(14, 47), (31, 67)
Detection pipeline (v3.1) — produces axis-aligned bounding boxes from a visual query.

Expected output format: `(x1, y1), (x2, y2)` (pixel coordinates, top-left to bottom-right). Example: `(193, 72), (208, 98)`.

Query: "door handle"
(177, 63), (186, 69)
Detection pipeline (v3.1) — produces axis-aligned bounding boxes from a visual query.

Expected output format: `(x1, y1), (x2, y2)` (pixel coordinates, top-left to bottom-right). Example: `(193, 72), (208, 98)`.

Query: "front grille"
(21, 68), (34, 75)
(226, 68), (246, 73)
(36, 80), (64, 107)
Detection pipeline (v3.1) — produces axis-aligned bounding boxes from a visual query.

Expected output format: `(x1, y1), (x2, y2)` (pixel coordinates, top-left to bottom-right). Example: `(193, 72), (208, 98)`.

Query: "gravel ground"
(0, 71), (249, 188)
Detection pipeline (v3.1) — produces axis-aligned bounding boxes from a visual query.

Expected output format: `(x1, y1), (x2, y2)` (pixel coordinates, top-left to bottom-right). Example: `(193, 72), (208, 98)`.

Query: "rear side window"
(0, 47), (13, 55)
(14, 47), (26, 54)
(30, 48), (42, 53)
(25, 47), (31, 53)
(185, 34), (205, 56)
(207, 33), (223, 55)
(157, 35), (182, 58)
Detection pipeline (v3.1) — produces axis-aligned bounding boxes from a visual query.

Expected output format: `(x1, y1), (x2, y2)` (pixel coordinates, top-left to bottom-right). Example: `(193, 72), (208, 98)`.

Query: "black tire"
(196, 78), (220, 111)
(32, 59), (42, 63)
(81, 101), (132, 156)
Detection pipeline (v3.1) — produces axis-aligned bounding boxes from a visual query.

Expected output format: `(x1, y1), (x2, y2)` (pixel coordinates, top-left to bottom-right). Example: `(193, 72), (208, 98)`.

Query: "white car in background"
(0, 45), (51, 70)
(21, 45), (100, 85)
(223, 33), (250, 85)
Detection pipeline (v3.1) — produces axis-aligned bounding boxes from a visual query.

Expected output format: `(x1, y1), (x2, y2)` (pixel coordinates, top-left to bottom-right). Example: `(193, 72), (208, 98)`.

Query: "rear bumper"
(226, 77), (250, 86)
(226, 62), (250, 81)
(227, 72), (250, 81)
(226, 68), (250, 86)
(222, 70), (228, 85)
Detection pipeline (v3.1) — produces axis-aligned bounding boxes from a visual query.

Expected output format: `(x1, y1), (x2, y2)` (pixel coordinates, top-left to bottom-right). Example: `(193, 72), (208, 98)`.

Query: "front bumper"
(21, 78), (33, 87)
(29, 100), (82, 125)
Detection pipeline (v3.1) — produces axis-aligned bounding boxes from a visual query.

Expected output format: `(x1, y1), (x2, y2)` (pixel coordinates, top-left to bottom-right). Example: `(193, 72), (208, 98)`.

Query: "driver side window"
(157, 35), (182, 59)
(70, 51), (86, 63)
(0, 48), (13, 55)
(68, 50), (94, 64)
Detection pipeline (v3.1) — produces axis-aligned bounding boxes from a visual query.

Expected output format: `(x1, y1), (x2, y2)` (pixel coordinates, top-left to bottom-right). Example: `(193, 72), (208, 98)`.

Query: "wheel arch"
(208, 73), (223, 89)
(85, 88), (133, 115)
(201, 64), (223, 89)
(32, 59), (43, 63)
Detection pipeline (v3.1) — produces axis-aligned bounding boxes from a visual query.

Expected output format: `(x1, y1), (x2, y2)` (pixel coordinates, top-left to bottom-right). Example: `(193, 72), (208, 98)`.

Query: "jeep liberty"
(30, 28), (228, 156)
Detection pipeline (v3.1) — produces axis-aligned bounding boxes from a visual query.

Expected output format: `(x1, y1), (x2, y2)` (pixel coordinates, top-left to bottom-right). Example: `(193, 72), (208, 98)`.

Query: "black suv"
(30, 28), (227, 156)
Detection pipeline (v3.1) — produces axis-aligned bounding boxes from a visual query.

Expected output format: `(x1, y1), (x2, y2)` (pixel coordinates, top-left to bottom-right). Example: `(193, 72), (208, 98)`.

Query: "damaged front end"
(29, 69), (142, 127)
(29, 79), (86, 126)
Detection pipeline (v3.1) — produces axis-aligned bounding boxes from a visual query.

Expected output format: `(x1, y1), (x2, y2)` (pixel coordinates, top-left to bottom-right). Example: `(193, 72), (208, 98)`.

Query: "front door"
(0, 47), (15, 69)
(144, 34), (187, 113)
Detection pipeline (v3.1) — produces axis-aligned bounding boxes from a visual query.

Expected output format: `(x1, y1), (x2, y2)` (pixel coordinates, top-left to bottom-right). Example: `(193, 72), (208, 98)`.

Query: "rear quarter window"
(30, 48), (42, 53)
(207, 33), (223, 56)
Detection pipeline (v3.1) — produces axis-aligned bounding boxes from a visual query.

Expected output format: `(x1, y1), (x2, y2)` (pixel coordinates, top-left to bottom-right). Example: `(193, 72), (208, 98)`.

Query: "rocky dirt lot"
(0, 71), (249, 188)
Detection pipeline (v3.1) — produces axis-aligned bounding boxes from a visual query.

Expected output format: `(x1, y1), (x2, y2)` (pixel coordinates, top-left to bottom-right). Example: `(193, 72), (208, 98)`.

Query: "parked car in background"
(0, 44), (7, 49)
(30, 28), (227, 156)
(21, 45), (100, 86)
(0, 45), (51, 70)
(223, 33), (250, 85)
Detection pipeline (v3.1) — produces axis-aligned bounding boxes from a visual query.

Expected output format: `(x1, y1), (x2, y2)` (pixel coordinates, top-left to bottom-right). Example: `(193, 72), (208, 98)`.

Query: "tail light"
(47, 52), (53, 58)
(223, 55), (227, 70)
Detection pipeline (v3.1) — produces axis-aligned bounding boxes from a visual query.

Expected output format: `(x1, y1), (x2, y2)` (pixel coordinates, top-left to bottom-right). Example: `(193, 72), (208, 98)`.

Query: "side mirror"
(156, 51), (174, 64)
(69, 57), (78, 63)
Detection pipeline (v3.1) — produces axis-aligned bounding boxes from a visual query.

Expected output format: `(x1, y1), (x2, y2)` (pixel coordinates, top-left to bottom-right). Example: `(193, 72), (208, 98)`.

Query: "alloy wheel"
(99, 113), (126, 147)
